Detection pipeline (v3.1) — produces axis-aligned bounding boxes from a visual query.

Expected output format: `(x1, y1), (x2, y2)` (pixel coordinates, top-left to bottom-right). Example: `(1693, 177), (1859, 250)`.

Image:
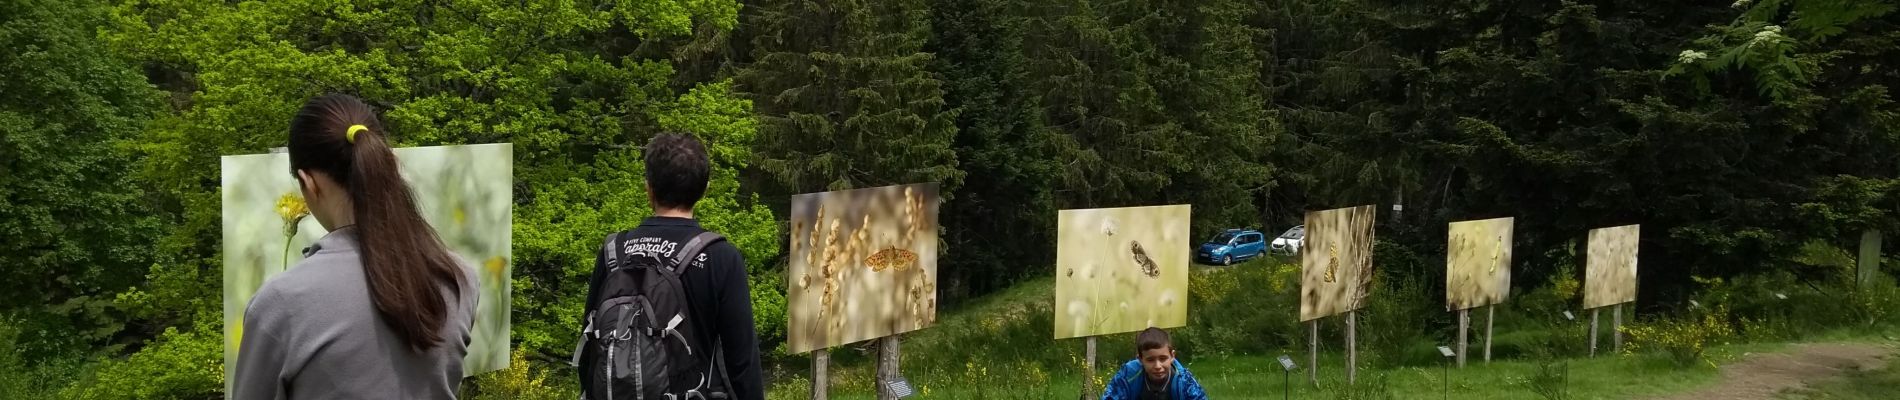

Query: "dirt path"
(1648, 342), (1896, 400)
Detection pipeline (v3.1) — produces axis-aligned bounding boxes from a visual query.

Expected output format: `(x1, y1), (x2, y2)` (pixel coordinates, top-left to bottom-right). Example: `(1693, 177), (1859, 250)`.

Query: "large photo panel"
(1053, 205), (1191, 339)
(1300, 205), (1377, 322)
(1446, 217), (1514, 311)
(786, 183), (942, 354)
(1584, 224), (1640, 309)
(221, 143), (513, 385)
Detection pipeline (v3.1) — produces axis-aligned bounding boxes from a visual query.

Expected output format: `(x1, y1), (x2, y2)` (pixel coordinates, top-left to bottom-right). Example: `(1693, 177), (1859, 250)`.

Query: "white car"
(1269, 225), (1305, 256)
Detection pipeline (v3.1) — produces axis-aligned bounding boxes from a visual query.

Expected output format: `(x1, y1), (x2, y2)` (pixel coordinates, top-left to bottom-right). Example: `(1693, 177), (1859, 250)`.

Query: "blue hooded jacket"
(1101, 358), (1209, 400)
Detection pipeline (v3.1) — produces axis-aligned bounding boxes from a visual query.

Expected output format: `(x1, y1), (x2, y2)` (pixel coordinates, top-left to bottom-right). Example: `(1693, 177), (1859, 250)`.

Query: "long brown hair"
(288, 93), (466, 352)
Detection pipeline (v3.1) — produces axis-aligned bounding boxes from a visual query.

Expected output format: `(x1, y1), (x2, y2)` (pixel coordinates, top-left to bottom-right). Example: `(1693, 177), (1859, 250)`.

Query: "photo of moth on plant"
(220, 144), (513, 386)
(1300, 205), (1377, 322)
(785, 183), (942, 354)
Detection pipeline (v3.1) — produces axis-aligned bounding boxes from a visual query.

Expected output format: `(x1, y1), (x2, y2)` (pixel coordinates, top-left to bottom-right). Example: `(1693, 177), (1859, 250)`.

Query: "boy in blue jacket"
(1102, 327), (1209, 400)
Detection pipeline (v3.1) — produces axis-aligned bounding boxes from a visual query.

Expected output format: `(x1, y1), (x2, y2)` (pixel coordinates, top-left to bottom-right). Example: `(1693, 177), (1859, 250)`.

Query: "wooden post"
(1083, 336), (1098, 399)
(1589, 308), (1600, 357)
(1347, 311), (1358, 384)
(1612, 304), (1623, 353)
(812, 349), (830, 400)
(1484, 305), (1496, 363)
(877, 336), (901, 400)
(1308, 320), (1318, 385)
(1860, 230), (1883, 287)
(1456, 308), (1469, 368)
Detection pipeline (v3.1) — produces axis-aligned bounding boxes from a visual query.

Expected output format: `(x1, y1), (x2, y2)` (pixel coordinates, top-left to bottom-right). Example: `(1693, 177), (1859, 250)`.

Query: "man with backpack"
(576, 133), (764, 400)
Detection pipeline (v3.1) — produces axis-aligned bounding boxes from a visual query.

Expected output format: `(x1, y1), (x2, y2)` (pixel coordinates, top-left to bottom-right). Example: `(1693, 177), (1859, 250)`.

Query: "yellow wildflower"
(485, 256), (508, 282)
(276, 192), (310, 238)
(276, 192), (309, 223)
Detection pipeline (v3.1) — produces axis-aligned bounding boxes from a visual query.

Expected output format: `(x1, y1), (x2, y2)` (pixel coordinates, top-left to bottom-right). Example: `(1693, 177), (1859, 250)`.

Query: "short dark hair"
(643, 133), (710, 210)
(1136, 327), (1172, 354)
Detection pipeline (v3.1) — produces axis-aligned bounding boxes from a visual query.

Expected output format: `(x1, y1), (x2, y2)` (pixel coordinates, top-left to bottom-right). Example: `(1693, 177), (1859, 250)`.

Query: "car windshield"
(1280, 228), (1304, 239)
(1209, 232), (1237, 244)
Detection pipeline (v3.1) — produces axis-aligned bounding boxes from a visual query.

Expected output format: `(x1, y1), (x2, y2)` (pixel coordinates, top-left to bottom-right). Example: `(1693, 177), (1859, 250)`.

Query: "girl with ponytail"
(233, 93), (477, 399)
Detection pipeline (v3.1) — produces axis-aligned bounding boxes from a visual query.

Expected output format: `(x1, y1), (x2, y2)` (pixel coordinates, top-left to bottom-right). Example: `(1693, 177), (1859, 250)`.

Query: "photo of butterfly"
(867, 248), (918, 272)
(1131, 241), (1160, 278)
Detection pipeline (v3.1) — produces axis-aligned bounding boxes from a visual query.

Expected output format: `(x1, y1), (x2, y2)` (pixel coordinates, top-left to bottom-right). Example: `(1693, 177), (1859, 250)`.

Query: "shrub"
(465, 349), (579, 400)
(57, 316), (223, 400)
(0, 320), (84, 400)
(1527, 359), (1571, 400)
(1332, 374), (1395, 400)
(1846, 275), (1900, 328)
(1620, 308), (1734, 367)
(1178, 261), (1301, 357)
(1359, 263), (1444, 368)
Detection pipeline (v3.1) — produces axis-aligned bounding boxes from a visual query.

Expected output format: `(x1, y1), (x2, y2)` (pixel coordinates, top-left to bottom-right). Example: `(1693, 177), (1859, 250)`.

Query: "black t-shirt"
(583, 216), (764, 400)
(1141, 375), (1170, 400)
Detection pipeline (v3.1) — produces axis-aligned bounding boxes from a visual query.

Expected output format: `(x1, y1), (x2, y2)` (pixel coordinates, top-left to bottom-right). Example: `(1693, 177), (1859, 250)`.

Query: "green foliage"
(59, 315), (224, 400)
(1177, 261), (1302, 357)
(1359, 242), (1446, 368)
(1672, 0), (1897, 100)
(928, 0), (1063, 299)
(0, 0), (164, 361)
(100, 0), (781, 373)
(739, 0), (965, 193)
(465, 349), (580, 400)
(0, 319), (84, 400)
(1620, 307), (1736, 367)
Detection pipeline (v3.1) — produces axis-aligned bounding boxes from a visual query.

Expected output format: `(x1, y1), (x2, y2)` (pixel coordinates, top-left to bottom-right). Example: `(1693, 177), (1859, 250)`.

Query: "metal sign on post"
(887, 377), (916, 399)
(1437, 346), (1455, 400)
(1277, 355), (1297, 400)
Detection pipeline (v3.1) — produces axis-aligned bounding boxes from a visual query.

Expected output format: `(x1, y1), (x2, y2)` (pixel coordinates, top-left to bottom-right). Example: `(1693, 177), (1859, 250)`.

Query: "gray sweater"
(232, 227), (478, 400)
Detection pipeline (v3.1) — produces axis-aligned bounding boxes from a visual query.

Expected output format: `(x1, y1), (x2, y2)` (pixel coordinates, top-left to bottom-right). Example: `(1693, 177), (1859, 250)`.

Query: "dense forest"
(2, 0), (1896, 397)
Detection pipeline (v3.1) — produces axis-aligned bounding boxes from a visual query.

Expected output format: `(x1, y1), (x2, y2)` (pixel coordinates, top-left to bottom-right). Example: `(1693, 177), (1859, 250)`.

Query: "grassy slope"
(766, 260), (1894, 399)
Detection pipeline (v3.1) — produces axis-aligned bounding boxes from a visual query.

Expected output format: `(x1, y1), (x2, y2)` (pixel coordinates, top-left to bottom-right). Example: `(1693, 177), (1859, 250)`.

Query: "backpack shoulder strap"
(602, 230), (622, 270)
(669, 231), (726, 271)
(571, 230), (624, 368)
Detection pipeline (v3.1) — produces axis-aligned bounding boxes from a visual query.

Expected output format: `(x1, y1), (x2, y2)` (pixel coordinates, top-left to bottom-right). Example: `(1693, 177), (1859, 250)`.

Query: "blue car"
(1198, 229), (1267, 265)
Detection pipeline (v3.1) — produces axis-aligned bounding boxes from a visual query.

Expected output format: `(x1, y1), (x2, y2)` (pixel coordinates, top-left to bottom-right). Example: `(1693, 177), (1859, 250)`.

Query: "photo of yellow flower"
(221, 144), (513, 384)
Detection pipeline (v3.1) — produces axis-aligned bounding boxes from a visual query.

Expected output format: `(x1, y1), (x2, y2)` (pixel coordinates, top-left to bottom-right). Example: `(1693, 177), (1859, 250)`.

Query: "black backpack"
(575, 230), (732, 400)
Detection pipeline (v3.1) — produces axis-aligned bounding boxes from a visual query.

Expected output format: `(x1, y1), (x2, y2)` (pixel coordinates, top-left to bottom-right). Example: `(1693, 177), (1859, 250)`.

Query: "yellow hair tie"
(345, 125), (368, 143)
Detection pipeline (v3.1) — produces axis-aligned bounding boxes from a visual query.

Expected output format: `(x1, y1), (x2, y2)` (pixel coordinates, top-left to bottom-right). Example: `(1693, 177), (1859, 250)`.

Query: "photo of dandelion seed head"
(220, 144), (512, 380)
(785, 183), (941, 354)
(1053, 205), (1190, 340)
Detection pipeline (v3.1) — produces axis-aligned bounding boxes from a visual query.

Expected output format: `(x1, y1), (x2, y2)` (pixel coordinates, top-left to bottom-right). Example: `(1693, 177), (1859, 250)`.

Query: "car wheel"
(1223, 255), (1233, 265)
